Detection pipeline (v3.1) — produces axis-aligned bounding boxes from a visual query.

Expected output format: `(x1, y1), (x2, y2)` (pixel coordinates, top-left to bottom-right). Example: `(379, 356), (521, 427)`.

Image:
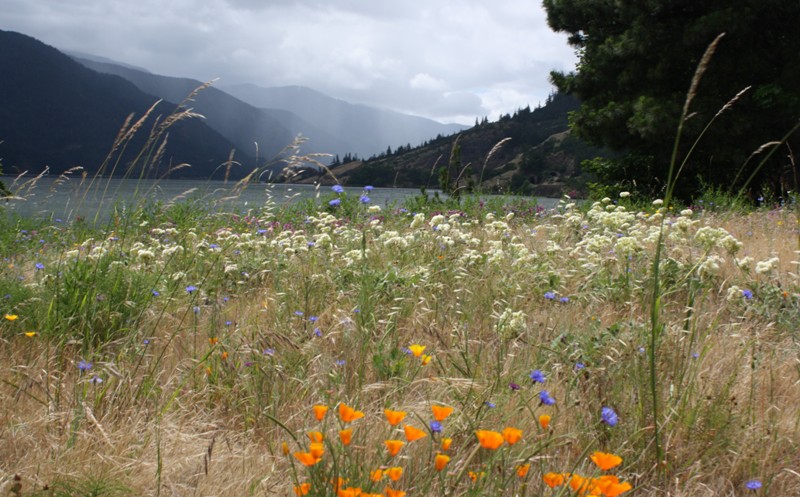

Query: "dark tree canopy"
(543, 0), (800, 199)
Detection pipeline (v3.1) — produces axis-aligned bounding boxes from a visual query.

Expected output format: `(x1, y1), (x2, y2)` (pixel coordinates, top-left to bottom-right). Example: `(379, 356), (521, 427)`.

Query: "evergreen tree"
(543, 0), (800, 198)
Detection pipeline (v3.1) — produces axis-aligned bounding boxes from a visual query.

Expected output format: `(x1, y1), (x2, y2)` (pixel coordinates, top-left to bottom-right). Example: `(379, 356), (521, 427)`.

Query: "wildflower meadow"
(1, 178), (798, 496)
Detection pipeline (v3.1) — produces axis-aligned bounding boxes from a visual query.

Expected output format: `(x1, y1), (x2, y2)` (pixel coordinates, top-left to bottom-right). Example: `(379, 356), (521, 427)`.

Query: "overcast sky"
(4, 0), (577, 125)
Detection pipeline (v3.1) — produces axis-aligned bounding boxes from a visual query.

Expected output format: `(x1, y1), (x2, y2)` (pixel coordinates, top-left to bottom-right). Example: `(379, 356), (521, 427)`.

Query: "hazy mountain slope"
(72, 58), (305, 160)
(0, 30), (249, 179)
(222, 84), (467, 158)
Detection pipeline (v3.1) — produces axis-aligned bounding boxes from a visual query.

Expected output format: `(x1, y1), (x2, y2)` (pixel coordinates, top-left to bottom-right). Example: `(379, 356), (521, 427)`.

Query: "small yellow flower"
(281, 442), (290, 455)
(208, 337), (219, 346)
(421, 354), (432, 365)
(408, 344), (426, 357)
(4, 314), (18, 321)
(24, 331), (37, 337)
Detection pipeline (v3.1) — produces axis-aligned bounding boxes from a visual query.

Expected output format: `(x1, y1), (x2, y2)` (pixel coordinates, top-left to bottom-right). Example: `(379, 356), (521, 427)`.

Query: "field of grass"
(0, 185), (798, 496)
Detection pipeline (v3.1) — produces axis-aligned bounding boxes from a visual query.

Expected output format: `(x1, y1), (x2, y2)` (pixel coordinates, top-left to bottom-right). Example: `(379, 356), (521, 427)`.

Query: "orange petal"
(432, 405), (454, 421)
(403, 425), (427, 442)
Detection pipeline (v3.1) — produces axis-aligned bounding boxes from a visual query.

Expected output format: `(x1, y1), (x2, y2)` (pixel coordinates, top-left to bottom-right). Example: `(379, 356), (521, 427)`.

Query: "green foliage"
(544, 0), (800, 199)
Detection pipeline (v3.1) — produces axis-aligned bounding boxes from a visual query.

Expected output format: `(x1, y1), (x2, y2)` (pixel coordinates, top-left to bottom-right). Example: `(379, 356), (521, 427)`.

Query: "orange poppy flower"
(468, 471), (485, 482)
(385, 439), (405, 456)
(293, 483), (311, 496)
(590, 451), (623, 471)
(539, 414), (551, 430)
(386, 467), (403, 481)
(475, 430), (504, 449)
(421, 354), (432, 365)
(603, 480), (632, 497)
(208, 337), (218, 346)
(293, 451), (319, 466)
(384, 409), (406, 426)
(542, 472), (565, 488)
(431, 405), (454, 421)
(370, 469), (383, 481)
(516, 464), (531, 479)
(281, 442), (290, 455)
(502, 427), (523, 445)
(308, 431), (324, 443)
(220, 351), (228, 361)
(408, 344), (426, 357)
(434, 454), (450, 472)
(440, 438), (452, 451)
(309, 442), (325, 459)
(312, 404), (329, 421)
(403, 425), (427, 442)
(339, 429), (353, 446)
(337, 486), (361, 497)
(384, 488), (406, 497)
(339, 403), (365, 423)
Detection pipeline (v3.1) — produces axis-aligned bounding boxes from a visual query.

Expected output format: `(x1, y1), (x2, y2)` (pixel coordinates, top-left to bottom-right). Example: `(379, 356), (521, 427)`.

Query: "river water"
(0, 176), (557, 221)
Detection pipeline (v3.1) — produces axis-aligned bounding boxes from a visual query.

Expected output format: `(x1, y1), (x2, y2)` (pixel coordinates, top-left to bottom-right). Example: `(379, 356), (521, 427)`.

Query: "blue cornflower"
(90, 375), (103, 384)
(430, 421), (443, 433)
(692, 352), (699, 359)
(335, 359), (346, 366)
(77, 360), (92, 372)
(745, 480), (762, 490)
(263, 348), (275, 356)
(485, 401), (496, 408)
(329, 198), (341, 207)
(539, 390), (556, 405)
(225, 320), (233, 326)
(360, 195), (370, 204)
(575, 362), (586, 370)
(309, 316), (318, 322)
(193, 306), (201, 314)
(331, 185), (344, 193)
(529, 369), (546, 383)
(314, 328), (322, 337)
(152, 290), (160, 297)
(544, 291), (556, 300)
(35, 262), (44, 270)
(294, 310), (304, 316)
(364, 185), (374, 191)
(186, 285), (198, 294)
(257, 229), (267, 235)
(601, 406), (618, 426)
(143, 339), (151, 345)
(559, 296), (570, 303)
(742, 289), (753, 300)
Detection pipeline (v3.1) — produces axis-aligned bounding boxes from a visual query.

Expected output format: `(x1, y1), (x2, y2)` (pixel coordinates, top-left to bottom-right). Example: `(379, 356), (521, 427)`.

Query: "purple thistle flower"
(601, 406), (618, 426)
(509, 382), (521, 391)
(529, 369), (546, 383)
(539, 390), (555, 405)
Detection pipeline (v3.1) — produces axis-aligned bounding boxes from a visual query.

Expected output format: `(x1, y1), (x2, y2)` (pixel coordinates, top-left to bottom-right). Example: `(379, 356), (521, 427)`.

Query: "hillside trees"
(543, 0), (800, 199)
